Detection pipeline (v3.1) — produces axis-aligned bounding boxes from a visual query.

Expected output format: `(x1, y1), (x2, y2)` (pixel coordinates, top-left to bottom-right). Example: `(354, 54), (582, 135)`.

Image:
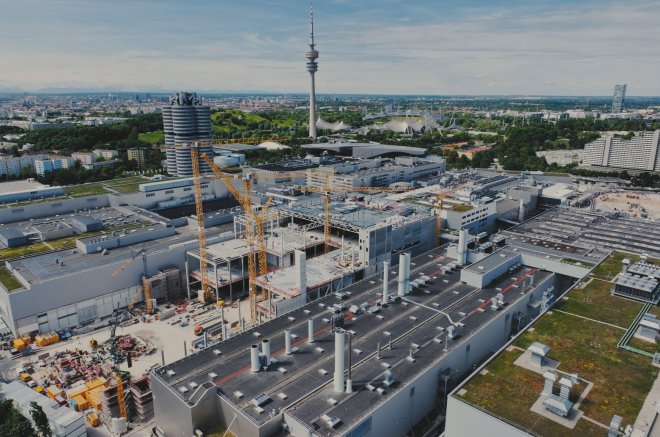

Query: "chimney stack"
(262, 339), (271, 366)
(382, 261), (390, 303)
(284, 329), (292, 355)
(518, 198), (525, 223)
(398, 254), (407, 297)
(308, 318), (315, 344)
(334, 330), (345, 393)
(457, 230), (468, 265)
(295, 250), (307, 293)
(250, 345), (260, 372)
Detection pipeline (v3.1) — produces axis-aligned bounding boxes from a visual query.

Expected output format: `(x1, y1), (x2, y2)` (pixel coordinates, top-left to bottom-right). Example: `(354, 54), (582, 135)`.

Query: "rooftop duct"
(262, 339), (271, 366)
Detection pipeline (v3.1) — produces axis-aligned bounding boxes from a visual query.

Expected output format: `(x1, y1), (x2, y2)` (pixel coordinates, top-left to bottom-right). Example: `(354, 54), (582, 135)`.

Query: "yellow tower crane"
(200, 153), (276, 321)
(190, 147), (215, 304)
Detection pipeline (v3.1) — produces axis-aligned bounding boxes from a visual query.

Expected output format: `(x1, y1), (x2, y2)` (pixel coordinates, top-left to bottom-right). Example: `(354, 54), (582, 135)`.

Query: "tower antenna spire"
(310, 1), (315, 48)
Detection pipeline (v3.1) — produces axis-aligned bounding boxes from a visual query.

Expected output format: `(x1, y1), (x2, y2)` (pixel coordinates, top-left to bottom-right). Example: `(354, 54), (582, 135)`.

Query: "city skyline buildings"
(0, 1), (658, 96)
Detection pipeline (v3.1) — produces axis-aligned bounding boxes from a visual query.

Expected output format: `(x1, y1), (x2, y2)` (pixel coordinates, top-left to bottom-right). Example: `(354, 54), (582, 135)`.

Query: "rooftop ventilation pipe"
(250, 345), (260, 372)
(334, 329), (345, 393)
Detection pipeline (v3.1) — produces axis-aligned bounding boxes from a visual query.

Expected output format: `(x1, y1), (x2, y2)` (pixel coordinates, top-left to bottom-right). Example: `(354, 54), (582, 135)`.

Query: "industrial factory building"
(151, 243), (580, 437)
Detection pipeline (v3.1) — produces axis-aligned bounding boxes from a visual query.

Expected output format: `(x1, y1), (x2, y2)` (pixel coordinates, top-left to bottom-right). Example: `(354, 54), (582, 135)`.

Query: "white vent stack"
(518, 198), (525, 223)
(404, 253), (411, 294)
(284, 329), (292, 355)
(457, 229), (468, 265)
(250, 345), (260, 372)
(295, 250), (307, 293)
(398, 253), (407, 297)
(382, 261), (390, 303)
(308, 318), (315, 344)
(346, 332), (353, 393)
(262, 339), (271, 366)
(334, 329), (345, 393)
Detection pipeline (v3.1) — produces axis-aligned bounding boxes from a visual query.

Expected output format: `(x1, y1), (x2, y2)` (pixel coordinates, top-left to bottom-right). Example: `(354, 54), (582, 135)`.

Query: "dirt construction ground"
(595, 191), (660, 220)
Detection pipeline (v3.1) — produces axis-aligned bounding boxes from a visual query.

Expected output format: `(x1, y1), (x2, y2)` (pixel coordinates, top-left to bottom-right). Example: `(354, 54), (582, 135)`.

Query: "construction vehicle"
(86, 412), (100, 427)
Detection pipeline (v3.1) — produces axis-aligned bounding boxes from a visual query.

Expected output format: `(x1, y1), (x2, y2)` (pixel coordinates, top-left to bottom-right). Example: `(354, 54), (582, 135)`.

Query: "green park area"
(63, 176), (147, 197)
(138, 130), (164, 144)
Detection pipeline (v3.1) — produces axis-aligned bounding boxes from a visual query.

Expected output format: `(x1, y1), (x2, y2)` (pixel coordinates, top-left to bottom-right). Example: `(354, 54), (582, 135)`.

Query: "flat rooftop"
(0, 179), (50, 194)
(463, 248), (519, 274)
(153, 248), (554, 433)
(7, 226), (231, 285)
(504, 208), (660, 258)
(453, 252), (660, 436)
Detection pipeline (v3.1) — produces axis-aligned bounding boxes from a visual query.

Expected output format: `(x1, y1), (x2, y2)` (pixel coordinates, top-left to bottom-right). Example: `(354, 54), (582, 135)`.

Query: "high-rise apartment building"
(0, 154), (48, 178)
(161, 92), (212, 177)
(612, 84), (627, 113)
(583, 130), (660, 171)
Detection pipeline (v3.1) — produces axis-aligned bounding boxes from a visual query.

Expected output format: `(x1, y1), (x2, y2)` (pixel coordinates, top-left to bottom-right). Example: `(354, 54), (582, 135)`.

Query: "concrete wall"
(0, 195), (109, 224)
(151, 374), (196, 437)
(2, 237), (199, 335)
(445, 395), (529, 437)
(519, 252), (591, 279)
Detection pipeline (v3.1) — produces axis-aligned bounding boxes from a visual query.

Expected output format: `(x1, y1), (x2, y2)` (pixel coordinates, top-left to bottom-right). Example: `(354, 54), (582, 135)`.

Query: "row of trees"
(15, 113), (163, 153)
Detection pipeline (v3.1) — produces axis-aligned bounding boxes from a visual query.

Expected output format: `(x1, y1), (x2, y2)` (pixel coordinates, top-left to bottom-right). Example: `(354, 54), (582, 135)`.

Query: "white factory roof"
(541, 183), (574, 200)
(258, 141), (289, 150)
(1, 381), (85, 435)
(0, 179), (56, 194)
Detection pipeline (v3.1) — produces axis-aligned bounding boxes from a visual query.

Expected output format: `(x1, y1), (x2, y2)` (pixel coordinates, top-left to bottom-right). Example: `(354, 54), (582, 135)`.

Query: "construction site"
(1, 140), (658, 436)
(592, 190), (660, 220)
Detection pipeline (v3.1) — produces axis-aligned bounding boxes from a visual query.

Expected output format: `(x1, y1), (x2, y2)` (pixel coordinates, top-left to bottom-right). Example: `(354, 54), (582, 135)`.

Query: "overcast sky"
(1, 0), (659, 95)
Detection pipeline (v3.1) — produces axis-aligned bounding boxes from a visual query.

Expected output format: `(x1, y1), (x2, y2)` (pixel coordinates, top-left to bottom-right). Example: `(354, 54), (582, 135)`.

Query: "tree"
(30, 402), (51, 437)
(0, 398), (36, 437)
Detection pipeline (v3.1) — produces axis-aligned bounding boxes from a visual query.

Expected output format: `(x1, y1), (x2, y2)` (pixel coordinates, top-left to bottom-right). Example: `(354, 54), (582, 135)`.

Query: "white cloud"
(0, 1), (658, 94)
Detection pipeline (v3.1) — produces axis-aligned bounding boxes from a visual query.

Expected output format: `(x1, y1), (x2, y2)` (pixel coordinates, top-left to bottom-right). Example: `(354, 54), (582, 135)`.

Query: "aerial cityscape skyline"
(0, 2), (659, 437)
(1, 0), (660, 95)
